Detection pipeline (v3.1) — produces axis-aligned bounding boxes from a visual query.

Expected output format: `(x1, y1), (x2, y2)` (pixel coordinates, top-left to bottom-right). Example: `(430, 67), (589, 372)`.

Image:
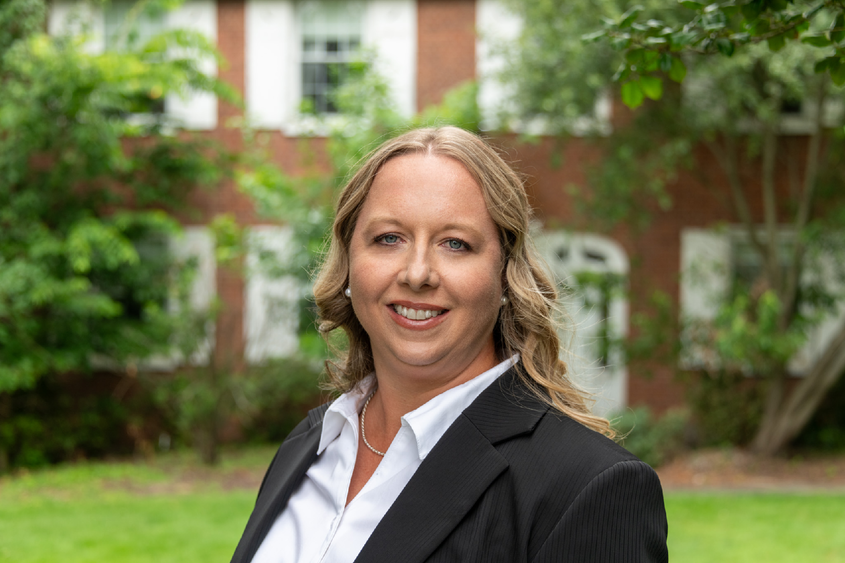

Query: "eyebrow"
(361, 216), (485, 239)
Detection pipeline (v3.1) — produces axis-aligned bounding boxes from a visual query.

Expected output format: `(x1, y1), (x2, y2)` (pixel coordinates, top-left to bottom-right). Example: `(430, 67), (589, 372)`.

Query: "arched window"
(535, 231), (629, 416)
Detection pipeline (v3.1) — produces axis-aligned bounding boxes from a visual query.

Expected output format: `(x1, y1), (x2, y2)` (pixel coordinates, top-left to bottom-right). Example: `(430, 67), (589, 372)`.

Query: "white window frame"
(680, 226), (845, 375)
(245, 0), (417, 134)
(243, 226), (303, 363)
(49, 0), (218, 131)
(475, 0), (612, 135)
(534, 230), (630, 416)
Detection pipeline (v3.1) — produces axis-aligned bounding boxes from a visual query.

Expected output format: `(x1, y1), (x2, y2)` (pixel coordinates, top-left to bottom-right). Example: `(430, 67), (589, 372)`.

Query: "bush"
(686, 371), (764, 447)
(0, 374), (138, 469)
(613, 407), (689, 468)
(240, 356), (326, 444)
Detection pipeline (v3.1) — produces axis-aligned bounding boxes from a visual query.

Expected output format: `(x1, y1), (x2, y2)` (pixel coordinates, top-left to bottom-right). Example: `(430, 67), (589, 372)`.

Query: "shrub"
(613, 407), (689, 467)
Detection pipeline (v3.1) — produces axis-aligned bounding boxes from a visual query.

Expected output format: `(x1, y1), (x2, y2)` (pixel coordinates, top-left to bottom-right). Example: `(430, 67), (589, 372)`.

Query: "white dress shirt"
(250, 354), (519, 563)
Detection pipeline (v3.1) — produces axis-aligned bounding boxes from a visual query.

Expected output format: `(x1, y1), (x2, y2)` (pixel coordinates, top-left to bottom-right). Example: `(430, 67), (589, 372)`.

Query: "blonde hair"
(312, 127), (612, 436)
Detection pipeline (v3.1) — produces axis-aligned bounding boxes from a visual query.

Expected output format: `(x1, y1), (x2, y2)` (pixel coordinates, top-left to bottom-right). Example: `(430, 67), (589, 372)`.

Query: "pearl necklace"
(360, 392), (386, 457)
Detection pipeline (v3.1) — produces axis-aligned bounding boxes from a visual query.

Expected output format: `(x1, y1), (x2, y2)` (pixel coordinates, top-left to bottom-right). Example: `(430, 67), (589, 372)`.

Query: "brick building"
(48, 0), (843, 417)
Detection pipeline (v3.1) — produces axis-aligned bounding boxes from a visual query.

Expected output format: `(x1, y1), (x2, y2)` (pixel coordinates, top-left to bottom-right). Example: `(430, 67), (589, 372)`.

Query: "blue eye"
(446, 239), (466, 250)
(378, 234), (400, 244)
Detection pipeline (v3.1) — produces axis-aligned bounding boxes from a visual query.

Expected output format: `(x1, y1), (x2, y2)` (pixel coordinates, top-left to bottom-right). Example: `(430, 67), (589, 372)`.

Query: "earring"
(501, 294), (509, 306)
(344, 287), (351, 298)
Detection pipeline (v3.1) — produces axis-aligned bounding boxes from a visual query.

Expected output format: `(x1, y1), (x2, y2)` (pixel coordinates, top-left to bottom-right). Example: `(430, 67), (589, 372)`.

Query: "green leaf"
(671, 31), (698, 48)
(767, 34), (786, 52)
(814, 57), (831, 73)
(640, 75), (664, 100)
(659, 52), (673, 72)
(679, 0), (703, 9)
(581, 29), (606, 42)
(621, 80), (645, 108)
(741, 0), (763, 20)
(626, 48), (646, 64)
(802, 34), (832, 47)
(669, 56), (688, 82)
(830, 58), (845, 86)
(716, 37), (735, 56)
(831, 14), (845, 44)
(619, 5), (644, 28)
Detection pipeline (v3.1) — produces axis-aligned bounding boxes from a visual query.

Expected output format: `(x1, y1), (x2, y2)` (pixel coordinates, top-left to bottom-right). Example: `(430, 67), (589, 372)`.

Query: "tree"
(497, 0), (845, 454)
(0, 0), (237, 468)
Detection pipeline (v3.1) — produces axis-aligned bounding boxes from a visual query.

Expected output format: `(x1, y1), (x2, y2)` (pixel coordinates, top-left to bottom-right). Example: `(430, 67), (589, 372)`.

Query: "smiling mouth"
(392, 305), (447, 320)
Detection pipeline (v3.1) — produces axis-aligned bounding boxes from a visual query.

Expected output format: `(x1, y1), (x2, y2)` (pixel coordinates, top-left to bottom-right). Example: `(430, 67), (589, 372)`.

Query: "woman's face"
(348, 153), (503, 391)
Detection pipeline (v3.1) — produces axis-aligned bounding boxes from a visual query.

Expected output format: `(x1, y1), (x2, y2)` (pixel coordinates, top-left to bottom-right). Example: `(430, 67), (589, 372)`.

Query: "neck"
(365, 346), (500, 442)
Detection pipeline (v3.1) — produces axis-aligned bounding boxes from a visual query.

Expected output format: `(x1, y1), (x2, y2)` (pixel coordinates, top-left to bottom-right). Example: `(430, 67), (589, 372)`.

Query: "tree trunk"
(750, 320), (845, 455)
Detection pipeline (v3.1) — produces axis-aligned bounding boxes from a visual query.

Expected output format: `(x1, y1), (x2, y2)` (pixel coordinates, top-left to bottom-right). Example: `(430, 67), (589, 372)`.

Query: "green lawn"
(666, 492), (845, 563)
(1, 452), (843, 562)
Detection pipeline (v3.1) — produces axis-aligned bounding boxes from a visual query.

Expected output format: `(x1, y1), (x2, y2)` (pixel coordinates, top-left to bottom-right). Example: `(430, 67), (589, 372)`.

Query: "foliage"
(613, 407), (689, 466)
(0, 0), (244, 469)
(0, 376), (132, 468)
(590, 1), (845, 109)
(499, 0), (845, 454)
(0, 0), (235, 392)
(239, 356), (326, 444)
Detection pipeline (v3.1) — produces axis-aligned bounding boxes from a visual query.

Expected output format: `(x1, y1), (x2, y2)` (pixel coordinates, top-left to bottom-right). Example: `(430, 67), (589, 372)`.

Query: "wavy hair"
(312, 126), (612, 436)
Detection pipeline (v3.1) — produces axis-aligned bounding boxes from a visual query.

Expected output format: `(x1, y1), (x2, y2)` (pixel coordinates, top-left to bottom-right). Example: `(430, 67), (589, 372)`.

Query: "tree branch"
(705, 135), (765, 255)
(782, 83), (827, 320)
(772, 318), (845, 449)
(761, 128), (782, 300)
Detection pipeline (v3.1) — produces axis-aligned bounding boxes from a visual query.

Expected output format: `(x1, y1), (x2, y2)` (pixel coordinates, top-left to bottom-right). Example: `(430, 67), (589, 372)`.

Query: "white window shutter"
(476, 0), (521, 130)
(48, 1), (105, 54)
(680, 228), (731, 321)
(364, 0), (417, 117)
(166, 0), (218, 130)
(244, 226), (301, 363)
(246, 0), (296, 129)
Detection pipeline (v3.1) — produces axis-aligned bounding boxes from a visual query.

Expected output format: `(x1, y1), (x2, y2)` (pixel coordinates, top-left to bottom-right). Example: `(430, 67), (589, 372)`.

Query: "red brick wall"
(192, 0), (820, 414)
(416, 0), (476, 110)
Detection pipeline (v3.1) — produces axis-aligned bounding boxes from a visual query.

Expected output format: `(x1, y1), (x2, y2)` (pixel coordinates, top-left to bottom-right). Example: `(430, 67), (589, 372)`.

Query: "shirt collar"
(317, 376), (374, 455)
(315, 354), (519, 459)
(402, 354), (519, 460)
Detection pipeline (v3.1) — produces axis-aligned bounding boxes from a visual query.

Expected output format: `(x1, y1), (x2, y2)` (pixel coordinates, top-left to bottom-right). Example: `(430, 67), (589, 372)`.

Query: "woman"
(232, 127), (668, 563)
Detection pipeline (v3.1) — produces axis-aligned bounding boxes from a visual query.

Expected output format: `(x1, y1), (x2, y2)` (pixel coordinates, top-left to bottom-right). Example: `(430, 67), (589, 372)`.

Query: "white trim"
(49, 0), (105, 53)
(166, 0), (218, 130)
(364, 0), (417, 117)
(244, 226), (302, 363)
(534, 230), (630, 416)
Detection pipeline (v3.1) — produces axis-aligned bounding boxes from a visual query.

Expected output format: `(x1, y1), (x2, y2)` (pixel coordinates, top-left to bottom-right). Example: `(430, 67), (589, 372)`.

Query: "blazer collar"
(355, 364), (548, 563)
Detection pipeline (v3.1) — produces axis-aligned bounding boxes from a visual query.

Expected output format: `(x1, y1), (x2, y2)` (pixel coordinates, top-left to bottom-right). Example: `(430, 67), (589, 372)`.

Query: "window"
(475, 0), (612, 135)
(680, 227), (845, 374)
(104, 0), (167, 52)
(299, 1), (363, 114)
(244, 226), (302, 363)
(246, 0), (416, 132)
(104, 0), (168, 115)
(534, 231), (630, 416)
(49, 0), (218, 130)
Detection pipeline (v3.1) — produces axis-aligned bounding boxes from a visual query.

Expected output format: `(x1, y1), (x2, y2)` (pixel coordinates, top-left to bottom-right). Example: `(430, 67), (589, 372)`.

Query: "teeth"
(394, 305), (444, 320)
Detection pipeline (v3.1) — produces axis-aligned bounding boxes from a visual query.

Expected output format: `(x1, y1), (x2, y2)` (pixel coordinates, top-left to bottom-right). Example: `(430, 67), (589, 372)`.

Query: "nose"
(399, 246), (439, 290)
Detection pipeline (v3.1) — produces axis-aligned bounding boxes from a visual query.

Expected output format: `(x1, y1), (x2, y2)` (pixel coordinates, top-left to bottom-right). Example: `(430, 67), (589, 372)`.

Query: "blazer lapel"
(231, 405), (327, 563)
(355, 366), (548, 563)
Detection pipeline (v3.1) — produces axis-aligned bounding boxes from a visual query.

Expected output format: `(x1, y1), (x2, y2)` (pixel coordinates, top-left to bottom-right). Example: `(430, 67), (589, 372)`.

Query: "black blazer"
(231, 367), (668, 563)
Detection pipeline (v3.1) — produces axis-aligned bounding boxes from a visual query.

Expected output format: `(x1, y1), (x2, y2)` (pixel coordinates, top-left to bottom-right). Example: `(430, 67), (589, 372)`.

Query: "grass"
(1, 449), (844, 562)
(667, 493), (845, 562)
